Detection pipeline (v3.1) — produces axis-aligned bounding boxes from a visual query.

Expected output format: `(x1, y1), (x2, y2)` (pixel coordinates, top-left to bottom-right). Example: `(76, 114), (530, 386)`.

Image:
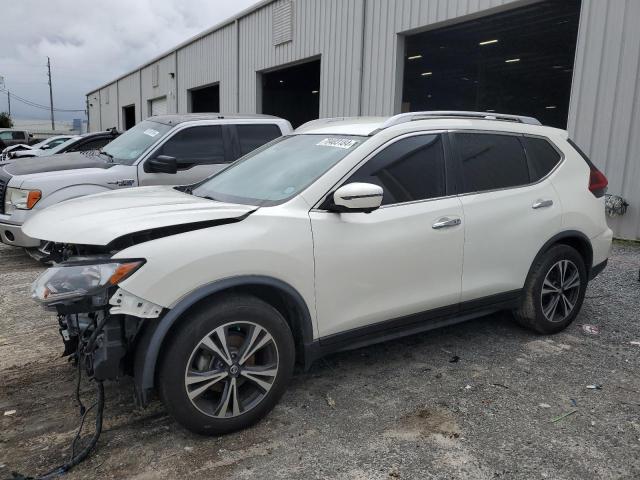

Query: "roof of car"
(148, 113), (283, 126)
(295, 111), (568, 138)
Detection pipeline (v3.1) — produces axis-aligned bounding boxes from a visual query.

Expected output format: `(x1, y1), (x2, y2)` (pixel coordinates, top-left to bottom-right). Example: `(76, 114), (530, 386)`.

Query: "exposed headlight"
(4, 187), (42, 214)
(31, 260), (145, 305)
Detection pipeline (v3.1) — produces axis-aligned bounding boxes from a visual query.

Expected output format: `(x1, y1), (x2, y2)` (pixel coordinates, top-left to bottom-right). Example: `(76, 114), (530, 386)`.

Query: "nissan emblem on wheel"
(26, 111), (612, 435)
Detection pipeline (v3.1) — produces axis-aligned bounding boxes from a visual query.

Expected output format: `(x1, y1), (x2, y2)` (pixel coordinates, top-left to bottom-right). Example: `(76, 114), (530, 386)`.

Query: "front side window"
(156, 125), (225, 164)
(345, 134), (446, 205)
(192, 134), (365, 206)
(101, 120), (172, 165)
(237, 124), (282, 156)
(456, 133), (529, 194)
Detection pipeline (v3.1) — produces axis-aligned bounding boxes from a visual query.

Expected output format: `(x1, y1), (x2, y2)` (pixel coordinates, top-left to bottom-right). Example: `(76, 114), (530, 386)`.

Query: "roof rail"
(379, 111), (542, 130)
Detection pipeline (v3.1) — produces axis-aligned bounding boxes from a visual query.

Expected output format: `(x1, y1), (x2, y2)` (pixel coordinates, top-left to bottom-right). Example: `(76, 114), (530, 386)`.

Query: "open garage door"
(149, 96), (167, 117)
(261, 59), (320, 128)
(189, 84), (220, 113)
(401, 0), (581, 128)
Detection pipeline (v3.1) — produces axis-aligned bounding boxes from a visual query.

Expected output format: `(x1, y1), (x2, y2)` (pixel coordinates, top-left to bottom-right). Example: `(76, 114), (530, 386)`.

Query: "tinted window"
(12, 132), (26, 140)
(346, 134), (445, 205)
(237, 124), (282, 156)
(522, 136), (561, 181)
(158, 126), (224, 164)
(456, 133), (529, 193)
(70, 137), (111, 152)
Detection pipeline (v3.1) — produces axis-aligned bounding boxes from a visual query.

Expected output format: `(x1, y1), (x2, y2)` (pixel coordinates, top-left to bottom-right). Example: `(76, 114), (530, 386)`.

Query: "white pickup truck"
(0, 114), (292, 259)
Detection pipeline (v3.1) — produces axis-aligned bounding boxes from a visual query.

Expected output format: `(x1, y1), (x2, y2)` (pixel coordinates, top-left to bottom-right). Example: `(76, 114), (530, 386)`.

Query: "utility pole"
(7, 91), (10, 116)
(47, 57), (55, 130)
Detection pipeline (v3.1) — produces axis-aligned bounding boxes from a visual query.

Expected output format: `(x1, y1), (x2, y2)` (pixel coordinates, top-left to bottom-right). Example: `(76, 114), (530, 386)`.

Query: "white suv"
(27, 111), (612, 435)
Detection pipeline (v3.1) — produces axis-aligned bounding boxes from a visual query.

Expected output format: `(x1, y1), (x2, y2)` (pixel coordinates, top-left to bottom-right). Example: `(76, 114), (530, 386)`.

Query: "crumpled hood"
(23, 185), (256, 246)
(3, 151), (113, 176)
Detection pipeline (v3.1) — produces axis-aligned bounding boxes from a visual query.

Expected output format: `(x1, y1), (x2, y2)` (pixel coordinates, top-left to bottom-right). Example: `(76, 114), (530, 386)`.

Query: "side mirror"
(331, 183), (383, 213)
(40, 144), (51, 150)
(146, 155), (177, 174)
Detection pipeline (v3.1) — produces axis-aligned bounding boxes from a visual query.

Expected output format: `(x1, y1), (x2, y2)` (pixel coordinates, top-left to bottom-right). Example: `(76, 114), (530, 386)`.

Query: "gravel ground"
(0, 241), (639, 480)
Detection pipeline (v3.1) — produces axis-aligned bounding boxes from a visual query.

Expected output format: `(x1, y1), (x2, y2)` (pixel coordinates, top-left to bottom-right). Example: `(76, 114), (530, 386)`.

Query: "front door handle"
(532, 199), (554, 209)
(432, 217), (462, 229)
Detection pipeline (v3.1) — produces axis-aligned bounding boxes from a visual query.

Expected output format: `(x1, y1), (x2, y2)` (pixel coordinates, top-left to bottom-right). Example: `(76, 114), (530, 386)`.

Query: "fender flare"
(134, 275), (314, 405)
(528, 230), (593, 277)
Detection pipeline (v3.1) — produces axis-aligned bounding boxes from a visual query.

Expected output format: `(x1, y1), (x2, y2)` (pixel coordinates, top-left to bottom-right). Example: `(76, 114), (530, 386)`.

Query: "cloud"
(0, 0), (259, 120)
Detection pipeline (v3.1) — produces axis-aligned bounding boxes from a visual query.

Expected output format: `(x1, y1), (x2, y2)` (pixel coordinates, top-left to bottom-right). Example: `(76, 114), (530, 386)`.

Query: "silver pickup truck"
(0, 114), (291, 258)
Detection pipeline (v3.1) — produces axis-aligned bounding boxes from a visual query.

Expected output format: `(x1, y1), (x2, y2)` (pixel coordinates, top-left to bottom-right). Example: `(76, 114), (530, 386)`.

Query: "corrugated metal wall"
(117, 71), (141, 125)
(177, 23), (237, 112)
(86, 0), (639, 238)
(140, 53), (177, 119)
(98, 83), (118, 130)
(568, 0), (640, 240)
(238, 0), (365, 116)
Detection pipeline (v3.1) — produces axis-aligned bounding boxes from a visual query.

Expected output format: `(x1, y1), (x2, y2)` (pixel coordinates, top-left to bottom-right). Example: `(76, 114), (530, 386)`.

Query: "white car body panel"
(113, 199), (318, 333)
(310, 196), (464, 337)
(459, 180), (562, 301)
(22, 186), (254, 246)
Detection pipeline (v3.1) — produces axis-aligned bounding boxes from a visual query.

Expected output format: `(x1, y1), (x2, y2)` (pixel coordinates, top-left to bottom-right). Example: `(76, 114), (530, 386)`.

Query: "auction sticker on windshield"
(316, 138), (359, 149)
(143, 129), (160, 137)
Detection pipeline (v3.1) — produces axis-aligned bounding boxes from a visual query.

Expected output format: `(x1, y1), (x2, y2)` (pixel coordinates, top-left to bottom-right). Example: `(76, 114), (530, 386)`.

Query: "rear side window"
(346, 134), (446, 205)
(522, 136), (561, 181)
(456, 133), (529, 193)
(158, 125), (225, 164)
(237, 124), (282, 156)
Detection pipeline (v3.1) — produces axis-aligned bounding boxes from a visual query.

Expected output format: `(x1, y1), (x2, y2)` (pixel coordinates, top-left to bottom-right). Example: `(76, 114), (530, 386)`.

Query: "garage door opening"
(401, 0), (582, 128)
(189, 83), (220, 113)
(261, 59), (320, 128)
(149, 96), (167, 117)
(122, 105), (136, 130)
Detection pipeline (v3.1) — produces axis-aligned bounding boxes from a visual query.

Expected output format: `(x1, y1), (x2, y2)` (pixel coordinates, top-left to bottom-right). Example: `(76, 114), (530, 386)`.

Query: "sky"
(0, 0), (260, 123)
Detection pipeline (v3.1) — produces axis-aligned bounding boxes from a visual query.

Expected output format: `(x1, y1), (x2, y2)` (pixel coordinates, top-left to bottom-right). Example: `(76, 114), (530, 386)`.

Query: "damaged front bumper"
(52, 286), (164, 381)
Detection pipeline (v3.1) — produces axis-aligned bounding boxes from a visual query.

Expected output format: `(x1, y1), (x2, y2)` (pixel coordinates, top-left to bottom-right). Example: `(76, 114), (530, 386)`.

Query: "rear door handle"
(532, 199), (554, 209)
(432, 217), (462, 229)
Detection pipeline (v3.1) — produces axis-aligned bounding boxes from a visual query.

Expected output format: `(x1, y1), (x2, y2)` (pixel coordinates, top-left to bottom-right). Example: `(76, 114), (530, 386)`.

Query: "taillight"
(588, 167), (608, 198)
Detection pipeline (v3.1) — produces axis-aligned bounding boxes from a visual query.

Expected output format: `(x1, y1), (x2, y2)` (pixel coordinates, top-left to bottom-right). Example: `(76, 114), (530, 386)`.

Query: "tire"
(513, 244), (588, 334)
(158, 294), (295, 435)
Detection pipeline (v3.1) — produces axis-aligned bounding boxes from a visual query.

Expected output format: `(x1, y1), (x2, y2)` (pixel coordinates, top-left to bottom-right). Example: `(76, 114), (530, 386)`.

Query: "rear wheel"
(514, 244), (587, 334)
(158, 295), (295, 435)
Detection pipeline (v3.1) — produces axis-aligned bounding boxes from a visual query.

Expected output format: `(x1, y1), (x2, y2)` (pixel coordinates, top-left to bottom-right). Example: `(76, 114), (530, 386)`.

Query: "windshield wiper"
(99, 150), (114, 162)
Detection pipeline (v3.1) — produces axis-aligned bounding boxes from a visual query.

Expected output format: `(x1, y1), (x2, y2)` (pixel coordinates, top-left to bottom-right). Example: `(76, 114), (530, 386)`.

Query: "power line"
(0, 87), (85, 112)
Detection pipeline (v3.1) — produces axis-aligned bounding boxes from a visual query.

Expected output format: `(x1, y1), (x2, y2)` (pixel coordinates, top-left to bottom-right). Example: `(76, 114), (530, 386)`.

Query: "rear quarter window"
(237, 124), (282, 156)
(521, 136), (562, 181)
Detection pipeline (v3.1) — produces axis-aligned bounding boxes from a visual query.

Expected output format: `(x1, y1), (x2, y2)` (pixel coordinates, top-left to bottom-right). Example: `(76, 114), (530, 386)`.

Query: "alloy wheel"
(540, 259), (581, 323)
(184, 321), (279, 418)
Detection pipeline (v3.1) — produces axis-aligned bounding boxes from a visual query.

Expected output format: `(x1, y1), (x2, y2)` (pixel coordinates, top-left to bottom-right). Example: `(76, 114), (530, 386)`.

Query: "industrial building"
(86, 0), (640, 239)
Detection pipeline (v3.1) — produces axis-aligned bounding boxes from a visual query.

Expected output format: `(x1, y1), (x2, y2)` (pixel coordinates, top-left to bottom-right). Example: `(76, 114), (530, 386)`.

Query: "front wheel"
(158, 295), (295, 435)
(514, 244), (588, 334)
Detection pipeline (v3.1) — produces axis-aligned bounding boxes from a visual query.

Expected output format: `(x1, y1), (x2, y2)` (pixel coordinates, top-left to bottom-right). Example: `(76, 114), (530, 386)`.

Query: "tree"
(0, 112), (13, 128)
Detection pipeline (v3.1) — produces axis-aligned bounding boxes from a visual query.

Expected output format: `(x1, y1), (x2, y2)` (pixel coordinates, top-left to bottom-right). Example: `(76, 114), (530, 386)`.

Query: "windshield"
(101, 120), (172, 165)
(192, 134), (366, 206)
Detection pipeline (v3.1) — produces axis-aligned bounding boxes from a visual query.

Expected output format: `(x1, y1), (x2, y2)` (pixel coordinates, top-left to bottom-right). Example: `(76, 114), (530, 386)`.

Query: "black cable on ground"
(7, 314), (108, 480)
(7, 380), (105, 480)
